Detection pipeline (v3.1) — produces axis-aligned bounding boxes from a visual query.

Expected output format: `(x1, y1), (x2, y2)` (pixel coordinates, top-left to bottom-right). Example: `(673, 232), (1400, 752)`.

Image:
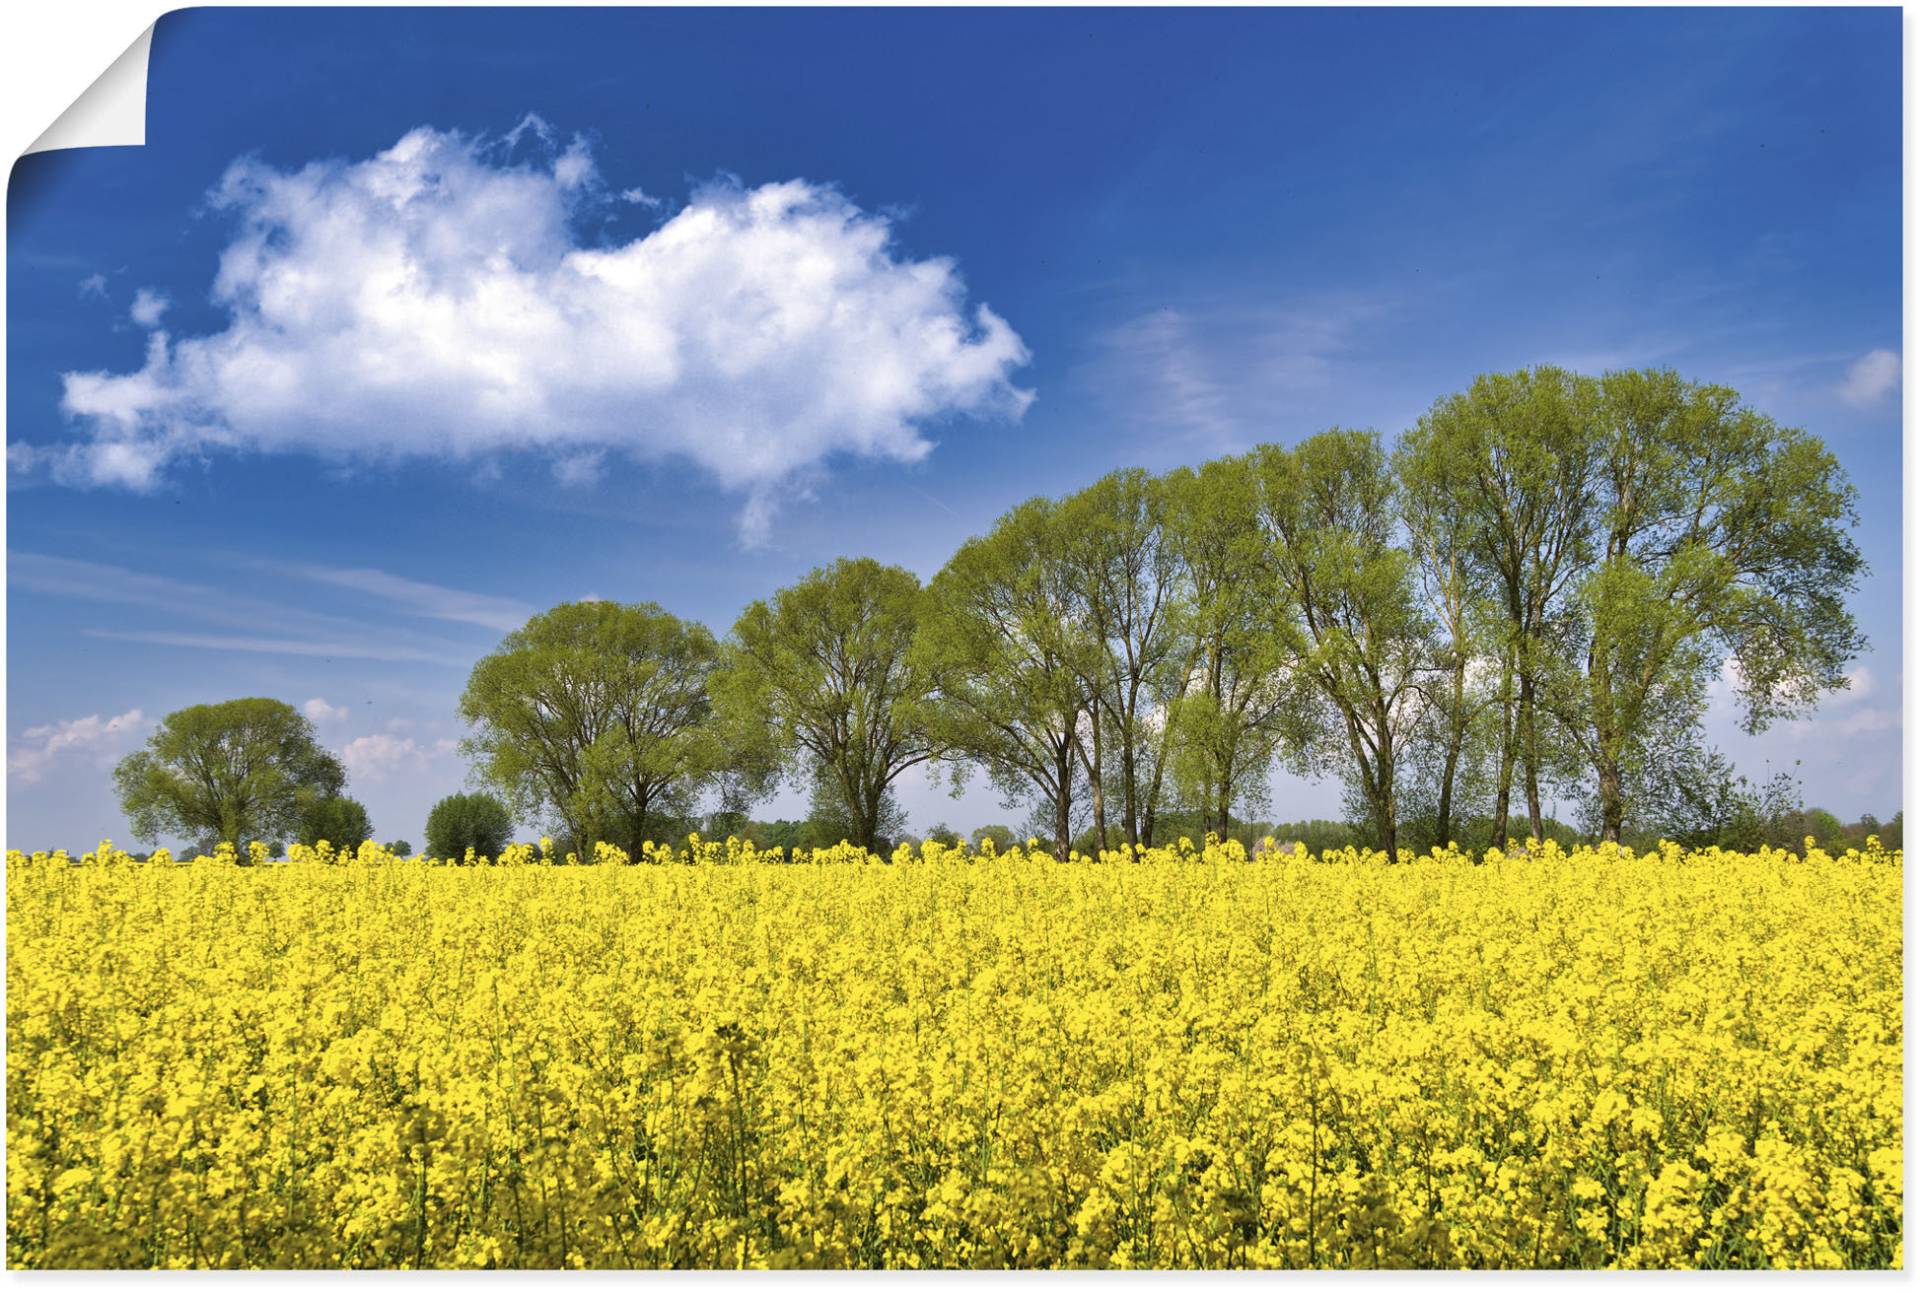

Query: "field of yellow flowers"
(5, 836), (1902, 1269)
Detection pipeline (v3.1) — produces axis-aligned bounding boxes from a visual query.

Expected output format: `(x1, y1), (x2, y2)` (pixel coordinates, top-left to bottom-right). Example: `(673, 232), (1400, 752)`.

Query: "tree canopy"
(114, 698), (346, 848)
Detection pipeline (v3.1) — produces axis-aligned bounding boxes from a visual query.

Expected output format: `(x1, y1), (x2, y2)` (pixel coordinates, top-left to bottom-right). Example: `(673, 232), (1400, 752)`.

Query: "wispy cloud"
(11, 551), (481, 661)
(9, 709), (148, 785)
(82, 629), (460, 665)
(1080, 296), (1391, 451)
(282, 565), (533, 633)
(1837, 349), (1901, 408)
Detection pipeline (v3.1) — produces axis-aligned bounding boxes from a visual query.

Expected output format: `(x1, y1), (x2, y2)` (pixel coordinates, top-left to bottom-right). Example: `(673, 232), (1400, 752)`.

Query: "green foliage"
(971, 824), (1016, 851)
(1254, 430), (1430, 858)
(384, 840), (414, 857)
(102, 366), (1851, 863)
(715, 558), (945, 851)
(425, 792), (514, 862)
(461, 600), (735, 855)
(297, 795), (373, 850)
(113, 698), (345, 847)
(920, 496), (1088, 855)
(1162, 457), (1300, 839)
(1056, 468), (1186, 850)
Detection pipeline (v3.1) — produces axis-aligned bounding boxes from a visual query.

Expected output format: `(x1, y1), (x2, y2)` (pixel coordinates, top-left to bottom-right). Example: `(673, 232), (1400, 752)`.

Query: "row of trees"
(451, 366), (1865, 857)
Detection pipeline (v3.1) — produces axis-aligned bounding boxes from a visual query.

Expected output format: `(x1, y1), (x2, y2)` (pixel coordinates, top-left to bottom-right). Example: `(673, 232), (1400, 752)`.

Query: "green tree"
(296, 795), (373, 850)
(1163, 456), (1299, 840)
(1399, 368), (1599, 843)
(425, 792), (514, 861)
(1550, 370), (1864, 842)
(385, 840), (414, 856)
(460, 600), (728, 856)
(920, 497), (1090, 854)
(1255, 430), (1431, 859)
(1394, 434), (1503, 850)
(971, 823), (1016, 851)
(114, 698), (345, 848)
(714, 558), (946, 852)
(1058, 468), (1187, 849)
(801, 761), (909, 851)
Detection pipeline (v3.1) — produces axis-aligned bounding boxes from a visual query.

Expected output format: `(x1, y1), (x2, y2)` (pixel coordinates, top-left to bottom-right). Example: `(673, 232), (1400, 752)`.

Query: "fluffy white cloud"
(304, 698), (350, 725)
(50, 124), (1032, 540)
(129, 288), (170, 329)
(1837, 349), (1900, 407)
(340, 733), (457, 783)
(9, 709), (147, 785)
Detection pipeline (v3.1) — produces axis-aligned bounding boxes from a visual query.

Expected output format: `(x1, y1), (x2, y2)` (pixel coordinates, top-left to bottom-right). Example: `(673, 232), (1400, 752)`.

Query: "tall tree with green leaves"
(1394, 435), (1502, 849)
(1059, 468), (1187, 849)
(1255, 430), (1431, 859)
(114, 698), (346, 847)
(920, 497), (1091, 852)
(460, 600), (727, 855)
(1162, 456), (1298, 840)
(1549, 369), (1864, 842)
(713, 557), (947, 852)
(1398, 367), (1600, 843)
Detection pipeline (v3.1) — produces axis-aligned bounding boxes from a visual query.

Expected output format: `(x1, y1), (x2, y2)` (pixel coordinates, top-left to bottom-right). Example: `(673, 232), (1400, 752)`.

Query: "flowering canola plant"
(6, 835), (1901, 1269)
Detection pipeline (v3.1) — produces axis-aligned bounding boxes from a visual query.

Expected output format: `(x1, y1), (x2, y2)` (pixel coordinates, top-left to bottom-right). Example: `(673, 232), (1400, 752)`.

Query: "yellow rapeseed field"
(5, 835), (1902, 1269)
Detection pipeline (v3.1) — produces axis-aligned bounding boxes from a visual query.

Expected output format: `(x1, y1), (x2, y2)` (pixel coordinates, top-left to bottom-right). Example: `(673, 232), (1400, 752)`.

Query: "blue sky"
(6, 6), (1902, 849)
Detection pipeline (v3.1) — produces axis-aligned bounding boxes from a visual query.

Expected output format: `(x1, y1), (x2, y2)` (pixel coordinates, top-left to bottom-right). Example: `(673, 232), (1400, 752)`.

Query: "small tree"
(297, 795), (373, 850)
(384, 840), (414, 856)
(114, 698), (345, 847)
(426, 792), (514, 862)
(972, 824), (1016, 852)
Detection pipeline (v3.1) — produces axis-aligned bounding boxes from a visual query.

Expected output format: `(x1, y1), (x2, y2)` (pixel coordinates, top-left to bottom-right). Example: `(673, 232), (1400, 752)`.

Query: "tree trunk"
(1596, 756), (1625, 845)
(1054, 736), (1073, 857)
(1436, 654), (1466, 847)
(1088, 720), (1107, 851)
(1489, 649), (1516, 848)
(1378, 724), (1397, 861)
(1520, 671), (1544, 840)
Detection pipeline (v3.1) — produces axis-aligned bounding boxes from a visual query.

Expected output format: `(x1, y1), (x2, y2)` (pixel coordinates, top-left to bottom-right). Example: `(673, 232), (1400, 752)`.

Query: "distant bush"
(297, 796), (373, 850)
(425, 793), (513, 862)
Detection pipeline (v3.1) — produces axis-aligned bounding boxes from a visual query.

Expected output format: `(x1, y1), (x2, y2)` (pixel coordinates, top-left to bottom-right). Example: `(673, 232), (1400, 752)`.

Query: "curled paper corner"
(24, 23), (155, 155)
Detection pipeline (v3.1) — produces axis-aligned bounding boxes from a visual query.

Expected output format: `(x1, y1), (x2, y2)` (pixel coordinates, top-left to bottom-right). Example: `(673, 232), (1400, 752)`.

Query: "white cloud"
(551, 451), (604, 488)
(78, 273), (108, 300)
(341, 733), (457, 783)
(12, 552), (491, 662)
(129, 288), (170, 329)
(284, 564), (532, 632)
(83, 628), (460, 665)
(304, 697), (350, 724)
(9, 709), (148, 785)
(1082, 297), (1387, 451)
(1837, 349), (1900, 407)
(48, 123), (1032, 540)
